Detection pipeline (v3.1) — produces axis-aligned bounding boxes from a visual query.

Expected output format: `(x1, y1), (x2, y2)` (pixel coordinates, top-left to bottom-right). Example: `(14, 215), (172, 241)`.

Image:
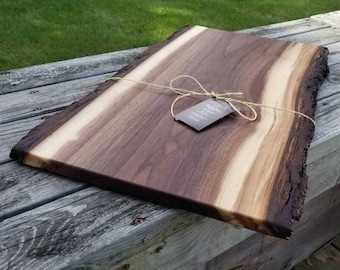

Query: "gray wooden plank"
(0, 115), (53, 164)
(0, 161), (87, 221)
(239, 17), (331, 38)
(312, 81), (340, 146)
(294, 239), (340, 270)
(0, 188), (203, 270)
(275, 26), (340, 46)
(204, 184), (340, 270)
(327, 42), (340, 66)
(77, 139), (340, 270)
(306, 136), (340, 199)
(311, 11), (340, 28)
(1, 11), (340, 270)
(1, 132), (339, 270)
(0, 73), (113, 125)
(0, 48), (146, 95)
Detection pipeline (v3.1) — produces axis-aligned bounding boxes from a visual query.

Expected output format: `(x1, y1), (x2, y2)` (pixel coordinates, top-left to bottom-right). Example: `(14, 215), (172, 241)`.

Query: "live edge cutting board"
(10, 26), (329, 238)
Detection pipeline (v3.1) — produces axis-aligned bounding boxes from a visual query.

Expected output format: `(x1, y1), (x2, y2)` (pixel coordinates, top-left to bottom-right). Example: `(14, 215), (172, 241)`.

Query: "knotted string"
(106, 75), (316, 126)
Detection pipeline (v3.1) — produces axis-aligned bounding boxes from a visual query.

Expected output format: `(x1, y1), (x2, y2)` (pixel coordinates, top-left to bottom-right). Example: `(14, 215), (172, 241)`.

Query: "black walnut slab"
(10, 26), (329, 238)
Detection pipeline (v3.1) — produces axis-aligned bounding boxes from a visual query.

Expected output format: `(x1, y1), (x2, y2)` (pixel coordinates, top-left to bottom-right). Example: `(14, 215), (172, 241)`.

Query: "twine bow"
(106, 75), (316, 126)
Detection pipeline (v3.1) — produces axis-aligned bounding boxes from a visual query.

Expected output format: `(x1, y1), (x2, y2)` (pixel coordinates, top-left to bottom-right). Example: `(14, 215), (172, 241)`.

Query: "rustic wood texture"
(10, 26), (329, 238)
(205, 181), (340, 270)
(1, 11), (340, 269)
(0, 47), (146, 94)
(294, 235), (340, 270)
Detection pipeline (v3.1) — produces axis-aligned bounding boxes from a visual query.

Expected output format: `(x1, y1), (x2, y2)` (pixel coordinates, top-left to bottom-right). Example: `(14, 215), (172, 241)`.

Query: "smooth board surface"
(10, 25), (329, 238)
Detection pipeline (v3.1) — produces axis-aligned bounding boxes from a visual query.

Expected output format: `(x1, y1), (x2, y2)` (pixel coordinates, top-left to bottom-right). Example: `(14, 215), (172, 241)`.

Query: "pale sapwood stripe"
(0, 48), (146, 95)
(215, 43), (318, 219)
(23, 26), (207, 167)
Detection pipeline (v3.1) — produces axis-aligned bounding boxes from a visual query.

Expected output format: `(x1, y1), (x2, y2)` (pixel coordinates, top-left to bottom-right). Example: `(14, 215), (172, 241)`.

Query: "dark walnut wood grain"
(10, 25), (329, 238)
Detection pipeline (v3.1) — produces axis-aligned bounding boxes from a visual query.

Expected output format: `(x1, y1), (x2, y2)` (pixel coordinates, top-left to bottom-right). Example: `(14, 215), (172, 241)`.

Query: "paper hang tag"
(175, 99), (235, 131)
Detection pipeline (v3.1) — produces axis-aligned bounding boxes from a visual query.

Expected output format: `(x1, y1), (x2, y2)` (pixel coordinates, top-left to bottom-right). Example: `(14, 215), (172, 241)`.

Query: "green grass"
(0, 0), (339, 71)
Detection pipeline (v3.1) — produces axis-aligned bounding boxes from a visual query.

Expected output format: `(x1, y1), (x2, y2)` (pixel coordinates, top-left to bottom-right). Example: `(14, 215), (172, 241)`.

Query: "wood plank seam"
(0, 48), (147, 95)
(277, 25), (331, 39)
(0, 107), (68, 126)
(0, 183), (89, 222)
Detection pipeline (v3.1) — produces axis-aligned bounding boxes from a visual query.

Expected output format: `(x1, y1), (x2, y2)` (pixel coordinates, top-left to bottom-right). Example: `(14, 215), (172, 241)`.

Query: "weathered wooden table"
(1, 11), (340, 270)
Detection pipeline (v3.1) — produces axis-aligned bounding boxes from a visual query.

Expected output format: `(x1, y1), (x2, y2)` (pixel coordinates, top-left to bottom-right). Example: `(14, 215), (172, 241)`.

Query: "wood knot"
(154, 245), (164, 253)
(132, 216), (146, 225)
(327, 74), (340, 83)
(152, 241), (166, 254)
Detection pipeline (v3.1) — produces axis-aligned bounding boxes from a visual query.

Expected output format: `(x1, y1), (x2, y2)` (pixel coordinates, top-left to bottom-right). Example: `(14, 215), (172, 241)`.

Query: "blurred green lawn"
(0, 0), (339, 71)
